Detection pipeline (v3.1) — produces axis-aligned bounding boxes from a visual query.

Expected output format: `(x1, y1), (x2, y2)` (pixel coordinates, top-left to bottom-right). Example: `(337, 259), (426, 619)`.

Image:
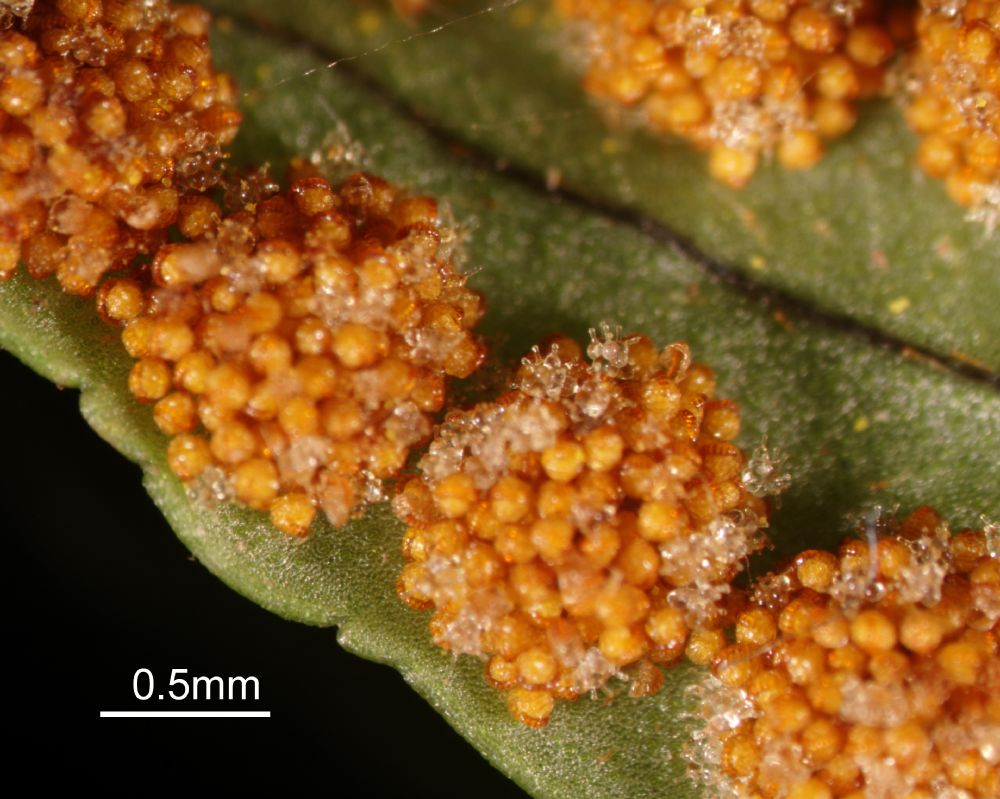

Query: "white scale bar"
(100, 710), (270, 718)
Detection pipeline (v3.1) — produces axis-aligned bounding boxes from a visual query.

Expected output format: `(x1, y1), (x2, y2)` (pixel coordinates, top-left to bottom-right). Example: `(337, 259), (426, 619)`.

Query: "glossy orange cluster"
(2, 0), (486, 536)
(907, 0), (1000, 231)
(112, 170), (485, 536)
(395, 330), (773, 726)
(688, 507), (999, 799)
(0, 0), (241, 294)
(555, 0), (908, 186)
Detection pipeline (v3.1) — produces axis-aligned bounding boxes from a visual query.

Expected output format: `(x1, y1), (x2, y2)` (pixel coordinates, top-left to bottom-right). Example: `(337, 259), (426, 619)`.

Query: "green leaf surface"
(3, 15), (1000, 799)
(204, 0), (1000, 374)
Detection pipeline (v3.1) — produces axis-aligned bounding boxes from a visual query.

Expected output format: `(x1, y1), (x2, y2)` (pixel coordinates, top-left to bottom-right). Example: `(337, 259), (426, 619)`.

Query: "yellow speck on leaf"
(888, 297), (911, 315)
(356, 9), (383, 35)
(853, 416), (870, 432)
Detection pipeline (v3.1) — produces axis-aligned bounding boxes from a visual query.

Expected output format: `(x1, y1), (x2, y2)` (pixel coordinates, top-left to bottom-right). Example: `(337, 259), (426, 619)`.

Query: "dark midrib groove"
(224, 9), (1000, 392)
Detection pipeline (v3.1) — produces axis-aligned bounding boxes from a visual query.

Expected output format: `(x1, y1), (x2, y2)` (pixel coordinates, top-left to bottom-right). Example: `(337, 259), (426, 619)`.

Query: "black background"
(4, 350), (526, 796)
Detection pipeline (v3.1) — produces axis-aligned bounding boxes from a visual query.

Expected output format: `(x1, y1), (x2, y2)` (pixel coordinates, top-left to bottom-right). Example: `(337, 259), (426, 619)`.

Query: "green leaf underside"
(2, 17), (1000, 799)
(205, 0), (1000, 375)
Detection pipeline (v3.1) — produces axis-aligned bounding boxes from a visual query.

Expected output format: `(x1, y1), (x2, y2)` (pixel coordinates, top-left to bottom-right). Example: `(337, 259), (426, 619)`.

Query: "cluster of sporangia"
(690, 507), (999, 799)
(1, 0), (485, 535)
(395, 330), (776, 726)
(555, 0), (1000, 226)
(0, 0), (241, 291)
(120, 170), (485, 535)
(907, 0), (1000, 228)
(3, 2), (998, 797)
